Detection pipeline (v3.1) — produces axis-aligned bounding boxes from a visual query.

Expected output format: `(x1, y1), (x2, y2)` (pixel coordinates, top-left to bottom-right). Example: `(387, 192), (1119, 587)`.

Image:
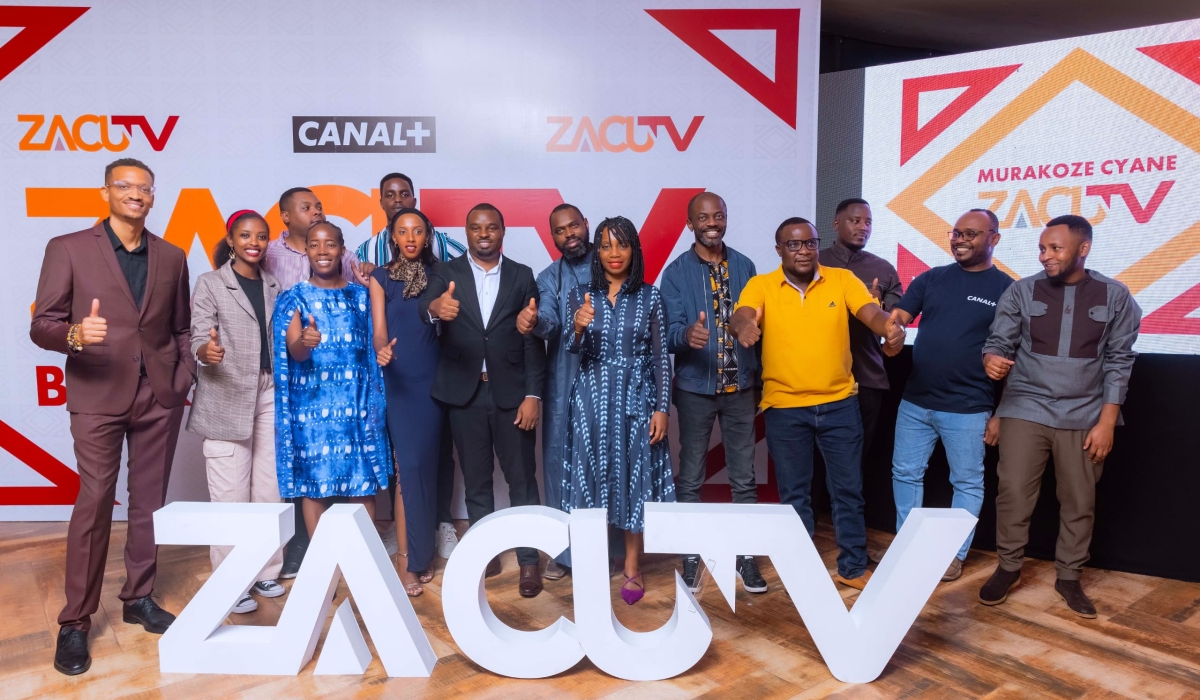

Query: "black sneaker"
(280, 537), (308, 580)
(681, 555), (701, 593)
(737, 555), (768, 593)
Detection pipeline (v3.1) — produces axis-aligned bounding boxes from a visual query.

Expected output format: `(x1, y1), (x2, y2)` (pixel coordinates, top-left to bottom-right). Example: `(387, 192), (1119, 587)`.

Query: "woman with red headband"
(186, 210), (287, 614)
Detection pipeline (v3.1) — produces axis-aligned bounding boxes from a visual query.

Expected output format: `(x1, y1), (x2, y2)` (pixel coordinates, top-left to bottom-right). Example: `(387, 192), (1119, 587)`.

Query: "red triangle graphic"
(896, 244), (932, 328)
(646, 8), (801, 128)
(700, 412), (778, 503)
(0, 6), (89, 83)
(900, 64), (1020, 166)
(0, 419), (81, 506)
(1138, 39), (1200, 86)
(1141, 282), (1200, 335)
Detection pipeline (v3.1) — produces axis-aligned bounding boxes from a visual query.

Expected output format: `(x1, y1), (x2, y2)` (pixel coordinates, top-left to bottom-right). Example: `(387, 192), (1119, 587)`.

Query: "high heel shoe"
(620, 571), (644, 605)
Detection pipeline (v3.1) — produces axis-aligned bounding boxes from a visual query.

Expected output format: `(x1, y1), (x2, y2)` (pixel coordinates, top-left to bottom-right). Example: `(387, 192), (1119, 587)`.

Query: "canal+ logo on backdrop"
(292, 117), (437, 154)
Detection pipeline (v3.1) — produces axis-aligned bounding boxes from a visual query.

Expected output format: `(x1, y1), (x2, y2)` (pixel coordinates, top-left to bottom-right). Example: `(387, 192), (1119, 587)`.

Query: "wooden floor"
(2, 521), (1199, 700)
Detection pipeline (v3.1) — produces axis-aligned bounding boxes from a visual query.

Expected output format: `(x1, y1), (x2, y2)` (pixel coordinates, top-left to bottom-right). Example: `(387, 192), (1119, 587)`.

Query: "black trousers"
(448, 381), (540, 566)
(436, 420), (455, 524)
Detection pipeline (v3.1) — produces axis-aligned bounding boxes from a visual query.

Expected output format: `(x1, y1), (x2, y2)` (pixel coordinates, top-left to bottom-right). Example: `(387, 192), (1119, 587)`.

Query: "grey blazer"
(186, 263), (280, 441)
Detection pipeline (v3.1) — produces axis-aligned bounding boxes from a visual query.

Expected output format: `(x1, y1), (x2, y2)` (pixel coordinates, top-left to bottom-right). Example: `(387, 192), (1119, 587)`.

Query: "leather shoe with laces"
(519, 563), (543, 597)
(978, 565), (1021, 605)
(1055, 578), (1097, 619)
(53, 627), (91, 676)
(122, 596), (176, 634)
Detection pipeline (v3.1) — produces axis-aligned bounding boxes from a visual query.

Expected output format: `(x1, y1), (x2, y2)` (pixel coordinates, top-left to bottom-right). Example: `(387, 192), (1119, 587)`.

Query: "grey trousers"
(673, 388), (758, 504)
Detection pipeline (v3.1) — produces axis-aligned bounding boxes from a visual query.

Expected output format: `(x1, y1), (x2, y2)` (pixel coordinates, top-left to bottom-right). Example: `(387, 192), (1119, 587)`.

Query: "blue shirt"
(897, 263), (1014, 414)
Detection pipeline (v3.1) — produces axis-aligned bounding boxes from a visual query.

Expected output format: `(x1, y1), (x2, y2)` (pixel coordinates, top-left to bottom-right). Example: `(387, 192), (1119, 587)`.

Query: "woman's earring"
(229, 249), (236, 260)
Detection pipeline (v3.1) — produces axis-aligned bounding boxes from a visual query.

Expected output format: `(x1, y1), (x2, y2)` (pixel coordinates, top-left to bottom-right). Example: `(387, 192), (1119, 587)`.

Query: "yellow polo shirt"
(736, 265), (877, 409)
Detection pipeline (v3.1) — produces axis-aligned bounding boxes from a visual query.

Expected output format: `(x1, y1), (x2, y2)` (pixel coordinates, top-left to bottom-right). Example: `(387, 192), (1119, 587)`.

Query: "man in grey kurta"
(977, 214), (1140, 619)
(521, 204), (594, 577)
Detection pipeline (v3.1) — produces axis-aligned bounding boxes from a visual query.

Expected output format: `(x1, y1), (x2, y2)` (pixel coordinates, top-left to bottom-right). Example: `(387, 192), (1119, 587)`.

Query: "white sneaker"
(377, 523), (399, 556)
(436, 522), (459, 559)
(231, 592), (258, 614)
(252, 580), (285, 598)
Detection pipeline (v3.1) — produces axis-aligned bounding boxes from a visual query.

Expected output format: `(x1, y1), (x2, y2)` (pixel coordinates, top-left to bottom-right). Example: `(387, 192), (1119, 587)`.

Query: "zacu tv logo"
(18, 114), (179, 152)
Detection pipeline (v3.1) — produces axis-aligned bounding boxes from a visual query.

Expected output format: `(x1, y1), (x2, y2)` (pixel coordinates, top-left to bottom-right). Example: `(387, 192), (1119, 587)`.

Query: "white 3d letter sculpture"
(153, 502), (436, 676)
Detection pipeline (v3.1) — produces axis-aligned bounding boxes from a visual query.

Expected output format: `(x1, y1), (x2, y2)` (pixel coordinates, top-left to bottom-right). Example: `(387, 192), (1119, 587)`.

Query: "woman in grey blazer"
(186, 210), (285, 614)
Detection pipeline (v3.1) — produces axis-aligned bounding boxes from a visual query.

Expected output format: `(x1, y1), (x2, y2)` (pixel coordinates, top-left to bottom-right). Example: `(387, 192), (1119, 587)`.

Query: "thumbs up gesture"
(732, 306), (762, 348)
(686, 310), (710, 349)
(200, 326), (225, 364)
(516, 297), (538, 335)
(869, 277), (881, 301)
(79, 298), (107, 345)
(377, 338), (397, 367)
(431, 280), (460, 321)
(300, 314), (322, 348)
(573, 293), (595, 334)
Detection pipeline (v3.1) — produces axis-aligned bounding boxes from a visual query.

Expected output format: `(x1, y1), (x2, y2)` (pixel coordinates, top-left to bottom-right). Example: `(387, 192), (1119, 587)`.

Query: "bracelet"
(67, 323), (83, 354)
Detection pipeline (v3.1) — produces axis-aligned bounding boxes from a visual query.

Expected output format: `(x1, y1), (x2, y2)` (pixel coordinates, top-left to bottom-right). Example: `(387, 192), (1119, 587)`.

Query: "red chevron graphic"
(1141, 282), (1200, 335)
(1138, 38), (1200, 86)
(0, 419), (81, 506)
(0, 6), (89, 83)
(900, 64), (1020, 166)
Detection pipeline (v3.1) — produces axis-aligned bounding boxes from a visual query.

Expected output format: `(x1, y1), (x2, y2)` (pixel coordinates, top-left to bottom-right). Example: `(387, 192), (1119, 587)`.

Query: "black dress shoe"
(484, 556), (502, 578)
(1055, 579), (1098, 619)
(54, 627), (91, 676)
(122, 596), (176, 634)
(978, 565), (1021, 606)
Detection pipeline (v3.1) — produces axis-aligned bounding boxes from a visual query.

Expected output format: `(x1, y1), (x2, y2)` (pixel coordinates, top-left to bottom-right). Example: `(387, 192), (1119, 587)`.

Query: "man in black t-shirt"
(888, 209), (1013, 582)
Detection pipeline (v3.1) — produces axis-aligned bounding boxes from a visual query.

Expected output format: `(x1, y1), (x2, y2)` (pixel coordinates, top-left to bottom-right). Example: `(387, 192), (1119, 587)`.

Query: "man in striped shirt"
(262, 187), (368, 289)
(355, 172), (466, 274)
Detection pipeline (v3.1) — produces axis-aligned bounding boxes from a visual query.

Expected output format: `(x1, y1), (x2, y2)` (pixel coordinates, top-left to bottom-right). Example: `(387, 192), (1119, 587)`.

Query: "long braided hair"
(588, 216), (645, 295)
(384, 207), (437, 297)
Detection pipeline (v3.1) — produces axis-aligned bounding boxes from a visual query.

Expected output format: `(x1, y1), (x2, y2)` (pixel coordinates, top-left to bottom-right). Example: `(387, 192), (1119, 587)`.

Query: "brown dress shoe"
(1055, 579), (1097, 619)
(941, 557), (964, 582)
(978, 565), (1021, 605)
(833, 569), (873, 590)
(543, 560), (569, 581)
(485, 556), (502, 578)
(519, 564), (543, 597)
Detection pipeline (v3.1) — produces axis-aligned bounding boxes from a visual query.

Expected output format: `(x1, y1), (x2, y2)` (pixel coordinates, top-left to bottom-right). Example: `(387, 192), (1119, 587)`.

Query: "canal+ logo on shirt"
(292, 117), (437, 153)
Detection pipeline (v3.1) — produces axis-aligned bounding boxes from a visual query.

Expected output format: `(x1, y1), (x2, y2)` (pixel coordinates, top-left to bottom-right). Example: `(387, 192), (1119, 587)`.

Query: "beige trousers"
(204, 370), (283, 582)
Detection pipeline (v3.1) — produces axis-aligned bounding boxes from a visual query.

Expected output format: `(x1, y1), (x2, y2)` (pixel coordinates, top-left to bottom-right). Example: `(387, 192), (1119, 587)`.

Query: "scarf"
(388, 257), (428, 299)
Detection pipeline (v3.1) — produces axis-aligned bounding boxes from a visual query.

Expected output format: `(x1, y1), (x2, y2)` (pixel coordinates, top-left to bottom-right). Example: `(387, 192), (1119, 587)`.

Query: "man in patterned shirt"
(661, 192), (766, 594)
(355, 172), (466, 274)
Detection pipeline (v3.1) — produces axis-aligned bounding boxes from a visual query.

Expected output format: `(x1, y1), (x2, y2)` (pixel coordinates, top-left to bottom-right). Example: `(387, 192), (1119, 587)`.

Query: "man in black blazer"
(420, 203), (547, 597)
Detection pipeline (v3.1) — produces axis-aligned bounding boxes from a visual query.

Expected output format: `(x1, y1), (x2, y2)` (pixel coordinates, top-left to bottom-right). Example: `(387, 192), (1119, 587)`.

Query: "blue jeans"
(763, 396), (867, 579)
(891, 399), (988, 561)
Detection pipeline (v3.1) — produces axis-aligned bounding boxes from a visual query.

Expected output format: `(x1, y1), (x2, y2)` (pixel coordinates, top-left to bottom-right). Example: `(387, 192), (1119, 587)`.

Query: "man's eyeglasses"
(948, 228), (994, 242)
(780, 238), (819, 252)
(107, 181), (156, 196)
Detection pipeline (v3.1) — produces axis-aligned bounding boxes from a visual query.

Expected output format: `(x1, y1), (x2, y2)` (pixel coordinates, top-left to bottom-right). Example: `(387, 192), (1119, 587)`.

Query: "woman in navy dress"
(273, 222), (390, 538)
(370, 208), (444, 597)
(563, 216), (674, 605)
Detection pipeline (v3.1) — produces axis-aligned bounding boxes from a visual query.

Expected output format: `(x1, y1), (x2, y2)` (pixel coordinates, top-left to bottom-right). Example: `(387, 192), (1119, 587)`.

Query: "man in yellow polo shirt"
(731, 217), (903, 589)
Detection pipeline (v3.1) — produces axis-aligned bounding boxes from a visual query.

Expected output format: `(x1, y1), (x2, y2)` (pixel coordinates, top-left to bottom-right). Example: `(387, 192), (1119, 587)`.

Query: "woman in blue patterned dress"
(273, 221), (390, 538)
(563, 216), (674, 605)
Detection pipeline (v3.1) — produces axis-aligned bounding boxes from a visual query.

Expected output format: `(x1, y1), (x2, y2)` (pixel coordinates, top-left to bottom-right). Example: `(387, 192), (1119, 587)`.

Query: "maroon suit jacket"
(30, 223), (196, 415)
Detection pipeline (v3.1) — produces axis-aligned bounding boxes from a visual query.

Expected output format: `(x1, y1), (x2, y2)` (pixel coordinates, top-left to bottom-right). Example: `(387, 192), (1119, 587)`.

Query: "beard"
(561, 239), (589, 261)
(696, 229), (724, 249)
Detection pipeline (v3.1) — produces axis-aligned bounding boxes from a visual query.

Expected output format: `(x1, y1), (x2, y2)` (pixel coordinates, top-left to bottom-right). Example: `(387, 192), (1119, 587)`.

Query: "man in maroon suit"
(31, 158), (195, 676)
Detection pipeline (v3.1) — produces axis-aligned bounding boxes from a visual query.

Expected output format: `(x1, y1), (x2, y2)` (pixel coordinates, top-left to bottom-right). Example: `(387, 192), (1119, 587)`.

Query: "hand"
(377, 338), (396, 367)
(200, 327), (225, 364)
(869, 277), (881, 301)
(430, 281), (460, 321)
(79, 298), (107, 345)
(573, 293), (594, 334)
(983, 352), (1015, 380)
(514, 396), (540, 430)
(686, 311), (710, 349)
(300, 314), (322, 349)
(516, 297), (538, 335)
(649, 412), (668, 445)
(1083, 422), (1114, 464)
(732, 307), (762, 348)
(882, 313), (905, 357)
(984, 415), (1000, 446)
(359, 261), (377, 277)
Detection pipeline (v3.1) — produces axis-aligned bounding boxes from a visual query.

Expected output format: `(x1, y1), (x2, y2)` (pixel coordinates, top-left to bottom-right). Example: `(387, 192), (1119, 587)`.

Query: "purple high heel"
(621, 571), (644, 605)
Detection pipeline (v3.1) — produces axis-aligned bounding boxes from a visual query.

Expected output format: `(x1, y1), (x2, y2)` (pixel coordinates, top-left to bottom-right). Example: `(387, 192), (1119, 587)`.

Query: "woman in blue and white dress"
(562, 216), (674, 606)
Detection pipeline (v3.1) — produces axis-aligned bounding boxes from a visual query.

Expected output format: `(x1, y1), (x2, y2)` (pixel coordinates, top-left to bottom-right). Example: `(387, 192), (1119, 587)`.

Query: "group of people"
(33, 158), (1140, 678)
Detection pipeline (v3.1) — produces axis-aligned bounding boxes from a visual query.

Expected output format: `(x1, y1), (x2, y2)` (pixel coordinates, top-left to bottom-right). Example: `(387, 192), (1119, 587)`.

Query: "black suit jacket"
(419, 254), (546, 409)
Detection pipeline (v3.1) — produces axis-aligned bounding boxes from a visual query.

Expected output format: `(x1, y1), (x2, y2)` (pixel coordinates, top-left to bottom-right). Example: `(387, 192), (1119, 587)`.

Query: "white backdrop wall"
(0, 0), (820, 519)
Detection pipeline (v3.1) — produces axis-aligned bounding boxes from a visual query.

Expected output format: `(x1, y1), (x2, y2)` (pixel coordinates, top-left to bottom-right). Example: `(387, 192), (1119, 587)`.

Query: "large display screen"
(862, 20), (1200, 353)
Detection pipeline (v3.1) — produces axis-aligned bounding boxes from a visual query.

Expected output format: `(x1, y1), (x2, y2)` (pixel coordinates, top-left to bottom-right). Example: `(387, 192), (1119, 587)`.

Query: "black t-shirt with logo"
(896, 263), (1014, 414)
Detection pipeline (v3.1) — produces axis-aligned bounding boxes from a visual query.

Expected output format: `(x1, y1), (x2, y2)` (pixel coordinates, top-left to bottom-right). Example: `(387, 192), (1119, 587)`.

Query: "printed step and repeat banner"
(862, 19), (1200, 354)
(0, 1), (820, 519)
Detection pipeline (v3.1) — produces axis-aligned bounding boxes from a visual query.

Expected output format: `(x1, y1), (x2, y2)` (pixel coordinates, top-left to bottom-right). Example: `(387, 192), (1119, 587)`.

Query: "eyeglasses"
(780, 238), (819, 252)
(948, 228), (993, 241)
(107, 181), (156, 196)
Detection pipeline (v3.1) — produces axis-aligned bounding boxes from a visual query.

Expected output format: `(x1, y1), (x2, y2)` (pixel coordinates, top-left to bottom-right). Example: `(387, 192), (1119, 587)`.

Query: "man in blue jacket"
(660, 192), (766, 594)
(517, 203), (594, 580)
